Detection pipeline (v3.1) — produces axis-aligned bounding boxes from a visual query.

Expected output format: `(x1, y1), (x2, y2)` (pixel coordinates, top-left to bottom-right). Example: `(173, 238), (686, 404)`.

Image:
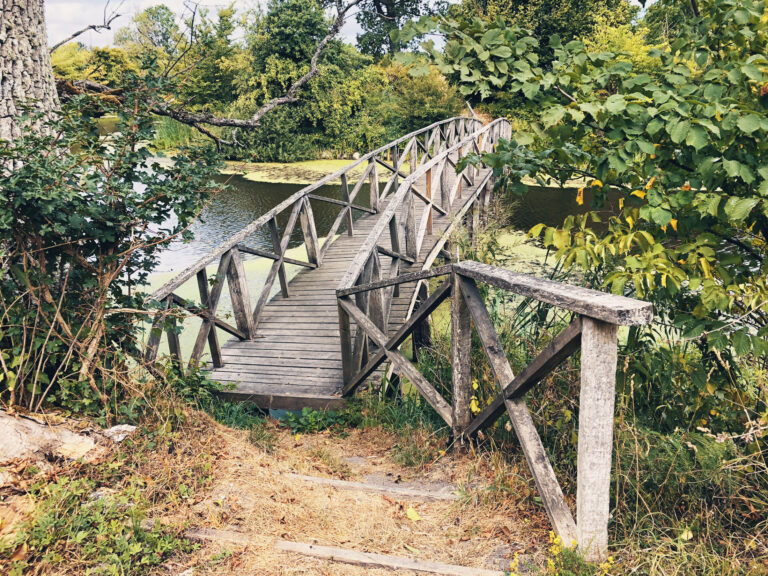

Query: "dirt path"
(163, 421), (550, 575)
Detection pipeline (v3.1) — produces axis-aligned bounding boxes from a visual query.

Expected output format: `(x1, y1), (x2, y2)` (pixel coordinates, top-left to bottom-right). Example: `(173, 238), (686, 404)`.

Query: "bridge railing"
(335, 117), (511, 388)
(144, 116), (483, 371)
(335, 260), (652, 561)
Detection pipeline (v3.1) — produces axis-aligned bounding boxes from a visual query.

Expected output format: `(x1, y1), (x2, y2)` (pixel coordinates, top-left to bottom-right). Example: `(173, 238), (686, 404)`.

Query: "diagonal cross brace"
(455, 276), (578, 545)
(338, 296), (453, 426)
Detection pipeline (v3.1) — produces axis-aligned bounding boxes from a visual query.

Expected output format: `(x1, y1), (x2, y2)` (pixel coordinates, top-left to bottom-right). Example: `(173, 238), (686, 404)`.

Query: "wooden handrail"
(337, 118), (510, 293)
(454, 261), (653, 326)
(338, 260), (653, 561)
(150, 116), (483, 302)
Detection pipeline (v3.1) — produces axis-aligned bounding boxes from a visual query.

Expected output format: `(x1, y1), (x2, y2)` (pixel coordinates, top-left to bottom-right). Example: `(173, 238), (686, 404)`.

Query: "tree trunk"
(0, 0), (59, 142)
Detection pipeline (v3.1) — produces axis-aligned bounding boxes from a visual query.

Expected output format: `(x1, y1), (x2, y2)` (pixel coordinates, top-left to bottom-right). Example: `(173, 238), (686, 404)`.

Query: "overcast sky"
(45, 0), (363, 48)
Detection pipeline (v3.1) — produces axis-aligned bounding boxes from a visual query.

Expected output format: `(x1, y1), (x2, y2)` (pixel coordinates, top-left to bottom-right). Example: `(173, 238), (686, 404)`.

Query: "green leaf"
(669, 120), (691, 144)
(522, 82), (539, 99)
(604, 94), (626, 114)
(737, 114), (762, 134)
(490, 46), (512, 58)
(685, 125), (708, 150)
(646, 118), (664, 136)
(723, 197), (759, 222)
(741, 63), (763, 81)
(541, 106), (566, 127)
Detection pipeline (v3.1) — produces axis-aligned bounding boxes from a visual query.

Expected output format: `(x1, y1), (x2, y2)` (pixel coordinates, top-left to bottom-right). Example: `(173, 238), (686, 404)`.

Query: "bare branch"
(152, 0), (363, 131)
(50, 0), (125, 53)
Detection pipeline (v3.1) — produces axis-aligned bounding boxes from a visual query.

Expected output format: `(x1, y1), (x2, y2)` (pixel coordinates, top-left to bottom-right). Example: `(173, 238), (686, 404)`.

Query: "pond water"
(154, 174), (591, 274)
(155, 174), (370, 273)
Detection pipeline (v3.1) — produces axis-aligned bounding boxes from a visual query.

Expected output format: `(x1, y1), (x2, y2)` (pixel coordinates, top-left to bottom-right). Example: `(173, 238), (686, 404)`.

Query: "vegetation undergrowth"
(0, 376), (223, 575)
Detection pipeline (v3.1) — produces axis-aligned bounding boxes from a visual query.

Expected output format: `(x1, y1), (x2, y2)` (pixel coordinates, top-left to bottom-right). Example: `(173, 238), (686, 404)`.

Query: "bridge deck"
(208, 169), (492, 410)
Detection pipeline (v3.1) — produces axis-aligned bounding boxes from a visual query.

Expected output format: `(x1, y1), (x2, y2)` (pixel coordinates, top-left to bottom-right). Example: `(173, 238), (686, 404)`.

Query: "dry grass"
(158, 417), (550, 575)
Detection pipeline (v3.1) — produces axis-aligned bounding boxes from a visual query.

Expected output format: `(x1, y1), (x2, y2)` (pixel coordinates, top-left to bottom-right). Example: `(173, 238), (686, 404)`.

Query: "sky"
(45, 0), (363, 48)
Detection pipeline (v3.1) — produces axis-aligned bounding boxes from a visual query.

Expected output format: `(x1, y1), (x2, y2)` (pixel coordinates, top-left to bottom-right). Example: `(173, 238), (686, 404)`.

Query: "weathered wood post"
(165, 296), (183, 374)
(411, 281), (432, 360)
(425, 167), (433, 235)
(369, 157), (380, 212)
(300, 196), (320, 265)
(392, 145), (399, 191)
(341, 173), (354, 236)
(338, 301), (354, 388)
(404, 189), (417, 259)
(226, 247), (256, 340)
(450, 270), (472, 442)
(577, 317), (619, 561)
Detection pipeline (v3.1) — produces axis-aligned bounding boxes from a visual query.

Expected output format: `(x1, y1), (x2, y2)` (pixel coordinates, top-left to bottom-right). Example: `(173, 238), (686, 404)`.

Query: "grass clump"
(0, 477), (187, 576)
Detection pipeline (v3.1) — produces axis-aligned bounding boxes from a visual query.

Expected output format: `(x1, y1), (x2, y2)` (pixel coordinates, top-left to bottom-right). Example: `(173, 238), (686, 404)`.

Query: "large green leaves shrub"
(398, 0), (768, 431)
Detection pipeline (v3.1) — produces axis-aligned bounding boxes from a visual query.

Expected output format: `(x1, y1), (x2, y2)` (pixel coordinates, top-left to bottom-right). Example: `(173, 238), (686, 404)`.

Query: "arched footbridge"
(146, 116), (653, 561)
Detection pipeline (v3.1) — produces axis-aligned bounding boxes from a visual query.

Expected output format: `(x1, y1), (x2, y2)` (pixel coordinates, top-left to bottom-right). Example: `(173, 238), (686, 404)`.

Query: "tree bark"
(0, 0), (60, 142)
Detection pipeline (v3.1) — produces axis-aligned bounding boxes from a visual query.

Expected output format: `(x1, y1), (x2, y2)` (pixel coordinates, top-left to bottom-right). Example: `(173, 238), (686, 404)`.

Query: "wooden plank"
(455, 261), (653, 325)
(336, 264), (452, 297)
(464, 317), (583, 437)
(577, 317), (618, 561)
(237, 244), (316, 269)
(284, 473), (458, 501)
(276, 541), (504, 576)
(338, 297), (453, 426)
(226, 247), (256, 339)
(216, 390), (345, 411)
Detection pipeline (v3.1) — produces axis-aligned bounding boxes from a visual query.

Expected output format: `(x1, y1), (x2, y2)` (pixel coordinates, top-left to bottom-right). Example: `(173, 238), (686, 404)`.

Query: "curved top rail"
(150, 116), (483, 302)
(337, 117), (510, 292)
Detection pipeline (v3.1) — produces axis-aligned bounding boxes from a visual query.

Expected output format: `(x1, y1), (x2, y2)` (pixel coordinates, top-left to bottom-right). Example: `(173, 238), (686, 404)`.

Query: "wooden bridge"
(146, 116), (653, 561)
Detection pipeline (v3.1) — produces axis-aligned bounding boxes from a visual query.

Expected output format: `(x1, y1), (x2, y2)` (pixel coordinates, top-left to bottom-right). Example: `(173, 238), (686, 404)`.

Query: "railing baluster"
(404, 188), (417, 259)
(341, 173), (354, 236)
(189, 268), (222, 369)
(165, 295), (183, 374)
(388, 215), (402, 298)
(300, 195), (320, 265)
(369, 157), (379, 212)
(226, 246), (256, 340)
(425, 167), (433, 236)
(269, 217), (289, 298)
